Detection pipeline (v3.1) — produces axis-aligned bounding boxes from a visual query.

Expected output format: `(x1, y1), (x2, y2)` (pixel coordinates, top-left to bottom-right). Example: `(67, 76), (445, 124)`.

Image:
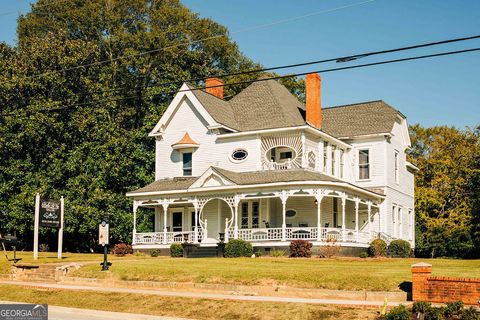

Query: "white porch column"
(316, 195), (323, 241)
(367, 201), (372, 240)
(224, 218), (229, 242)
(162, 202), (169, 244)
(280, 191), (288, 241)
(194, 200), (199, 243)
(132, 201), (138, 245)
(354, 198), (360, 242)
(341, 194), (346, 241)
(204, 219), (208, 239)
(233, 197), (239, 239)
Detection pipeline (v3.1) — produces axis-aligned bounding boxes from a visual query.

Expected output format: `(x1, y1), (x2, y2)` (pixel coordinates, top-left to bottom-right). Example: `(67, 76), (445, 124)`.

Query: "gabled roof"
(128, 177), (197, 194)
(212, 167), (341, 185)
(187, 83), (238, 130)
(321, 100), (404, 138)
(227, 78), (306, 131)
(189, 78), (305, 132)
(187, 79), (404, 138)
(127, 167), (384, 196)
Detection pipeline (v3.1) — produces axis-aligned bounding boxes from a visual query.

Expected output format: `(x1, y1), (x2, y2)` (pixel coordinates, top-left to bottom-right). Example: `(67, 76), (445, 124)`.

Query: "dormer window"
(183, 152), (192, 176)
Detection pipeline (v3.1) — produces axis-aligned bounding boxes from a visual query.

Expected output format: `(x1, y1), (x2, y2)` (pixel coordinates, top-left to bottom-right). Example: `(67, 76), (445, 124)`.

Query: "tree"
(408, 125), (480, 258)
(0, 0), (304, 252)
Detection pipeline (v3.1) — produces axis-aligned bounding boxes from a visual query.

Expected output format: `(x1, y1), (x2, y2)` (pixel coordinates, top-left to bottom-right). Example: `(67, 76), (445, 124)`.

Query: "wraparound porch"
(131, 186), (386, 248)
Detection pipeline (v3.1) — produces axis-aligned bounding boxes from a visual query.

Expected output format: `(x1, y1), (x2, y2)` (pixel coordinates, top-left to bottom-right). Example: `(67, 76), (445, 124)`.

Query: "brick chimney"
(205, 77), (224, 99)
(306, 73), (322, 129)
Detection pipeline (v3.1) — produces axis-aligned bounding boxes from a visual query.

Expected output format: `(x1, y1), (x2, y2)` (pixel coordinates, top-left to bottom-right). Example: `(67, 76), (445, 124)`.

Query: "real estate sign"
(40, 200), (61, 228)
(33, 194), (64, 260)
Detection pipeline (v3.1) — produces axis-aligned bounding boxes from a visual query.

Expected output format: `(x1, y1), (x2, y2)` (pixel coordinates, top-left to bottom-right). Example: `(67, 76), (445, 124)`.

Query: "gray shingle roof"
(321, 100), (404, 138)
(212, 167), (341, 185)
(190, 78), (305, 132)
(227, 78), (306, 131)
(188, 79), (403, 138)
(128, 168), (341, 194)
(127, 177), (197, 194)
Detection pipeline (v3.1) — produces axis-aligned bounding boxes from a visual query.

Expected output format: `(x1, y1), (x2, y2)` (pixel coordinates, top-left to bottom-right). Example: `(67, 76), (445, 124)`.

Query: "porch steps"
(183, 244), (220, 258)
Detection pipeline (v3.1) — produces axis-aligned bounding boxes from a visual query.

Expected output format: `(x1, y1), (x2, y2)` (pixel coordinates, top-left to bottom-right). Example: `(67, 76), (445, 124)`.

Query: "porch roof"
(127, 167), (384, 198)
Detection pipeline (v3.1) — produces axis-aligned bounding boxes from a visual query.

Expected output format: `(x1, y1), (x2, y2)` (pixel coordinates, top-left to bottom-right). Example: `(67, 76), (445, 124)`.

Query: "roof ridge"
(323, 99), (384, 109)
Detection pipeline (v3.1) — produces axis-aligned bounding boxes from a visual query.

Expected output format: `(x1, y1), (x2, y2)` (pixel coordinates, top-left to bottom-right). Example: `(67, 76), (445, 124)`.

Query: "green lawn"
(70, 256), (480, 292)
(0, 284), (378, 320)
(0, 251), (148, 274)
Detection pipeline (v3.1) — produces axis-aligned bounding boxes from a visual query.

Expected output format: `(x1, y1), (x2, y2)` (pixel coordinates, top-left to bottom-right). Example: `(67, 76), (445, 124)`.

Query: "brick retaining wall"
(412, 262), (480, 305)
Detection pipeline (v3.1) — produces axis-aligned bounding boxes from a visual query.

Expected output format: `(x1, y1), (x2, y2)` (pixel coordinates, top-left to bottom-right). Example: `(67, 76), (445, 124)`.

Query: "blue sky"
(0, 0), (479, 128)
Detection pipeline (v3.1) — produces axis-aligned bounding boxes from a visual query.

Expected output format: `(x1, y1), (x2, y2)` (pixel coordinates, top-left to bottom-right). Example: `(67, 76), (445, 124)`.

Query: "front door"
(172, 212), (183, 232)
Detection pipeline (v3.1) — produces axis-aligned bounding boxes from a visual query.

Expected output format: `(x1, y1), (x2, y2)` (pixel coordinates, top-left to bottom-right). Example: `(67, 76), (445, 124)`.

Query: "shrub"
(387, 239), (411, 258)
(224, 239), (253, 258)
(39, 243), (49, 252)
(289, 240), (312, 258)
(359, 251), (368, 258)
(111, 243), (133, 256)
(254, 250), (263, 257)
(383, 305), (410, 320)
(270, 248), (285, 257)
(461, 307), (480, 320)
(318, 238), (340, 258)
(133, 251), (145, 257)
(150, 249), (160, 257)
(444, 301), (463, 318)
(170, 243), (183, 257)
(368, 239), (387, 257)
(428, 306), (446, 320)
(412, 301), (432, 314)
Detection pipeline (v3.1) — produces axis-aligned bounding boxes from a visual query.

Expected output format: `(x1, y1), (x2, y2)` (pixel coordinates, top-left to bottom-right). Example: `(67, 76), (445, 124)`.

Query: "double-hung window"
(394, 150), (400, 184)
(331, 145), (336, 176)
(323, 142), (328, 173)
(339, 149), (344, 178)
(182, 152), (192, 176)
(358, 149), (370, 180)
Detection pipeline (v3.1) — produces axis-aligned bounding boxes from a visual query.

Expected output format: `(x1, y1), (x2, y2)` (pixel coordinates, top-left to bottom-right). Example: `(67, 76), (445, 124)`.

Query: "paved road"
(0, 280), (407, 307)
(0, 301), (188, 320)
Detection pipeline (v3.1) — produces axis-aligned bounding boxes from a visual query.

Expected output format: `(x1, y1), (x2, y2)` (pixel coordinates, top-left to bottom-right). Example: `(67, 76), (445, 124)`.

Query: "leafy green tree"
(409, 124), (480, 258)
(0, 0), (304, 252)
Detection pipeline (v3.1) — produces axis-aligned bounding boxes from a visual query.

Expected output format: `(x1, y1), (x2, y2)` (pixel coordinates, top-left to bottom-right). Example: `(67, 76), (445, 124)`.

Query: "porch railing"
(134, 228), (377, 245)
(134, 230), (203, 245)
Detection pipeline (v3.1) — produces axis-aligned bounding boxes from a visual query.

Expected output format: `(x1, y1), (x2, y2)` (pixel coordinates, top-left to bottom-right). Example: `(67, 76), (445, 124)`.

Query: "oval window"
(286, 209), (297, 218)
(231, 149), (248, 161)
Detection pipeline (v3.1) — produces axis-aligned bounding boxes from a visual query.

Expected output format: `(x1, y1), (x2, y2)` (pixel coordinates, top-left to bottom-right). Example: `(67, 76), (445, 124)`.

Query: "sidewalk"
(0, 280), (408, 307)
(0, 301), (188, 320)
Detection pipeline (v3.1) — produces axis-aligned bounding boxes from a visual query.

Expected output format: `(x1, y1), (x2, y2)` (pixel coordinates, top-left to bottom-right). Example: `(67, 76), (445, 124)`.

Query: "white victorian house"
(127, 73), (417, 254)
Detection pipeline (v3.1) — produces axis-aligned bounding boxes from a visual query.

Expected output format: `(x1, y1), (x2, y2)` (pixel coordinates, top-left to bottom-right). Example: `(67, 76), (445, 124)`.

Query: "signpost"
(33, 194), (64, 260)
(99, 221), (111, 271)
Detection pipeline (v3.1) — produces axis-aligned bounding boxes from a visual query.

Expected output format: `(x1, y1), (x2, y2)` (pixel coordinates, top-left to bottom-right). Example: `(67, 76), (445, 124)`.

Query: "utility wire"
(92, 33), (480, 95)
(4, 0), (377, 83)
(2, 46), (479, 118)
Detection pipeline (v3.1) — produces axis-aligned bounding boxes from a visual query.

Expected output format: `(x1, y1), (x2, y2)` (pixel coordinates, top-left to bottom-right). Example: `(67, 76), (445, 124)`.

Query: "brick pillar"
(412, 262), (432, 301)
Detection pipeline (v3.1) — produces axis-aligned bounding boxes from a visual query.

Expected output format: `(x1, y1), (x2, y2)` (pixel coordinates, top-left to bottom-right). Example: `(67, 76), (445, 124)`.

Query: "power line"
(46, 33), (480, 98)
(4, 0), (377, 84)
(2, 46), (479, 118)
(95, 33), (480, 95)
